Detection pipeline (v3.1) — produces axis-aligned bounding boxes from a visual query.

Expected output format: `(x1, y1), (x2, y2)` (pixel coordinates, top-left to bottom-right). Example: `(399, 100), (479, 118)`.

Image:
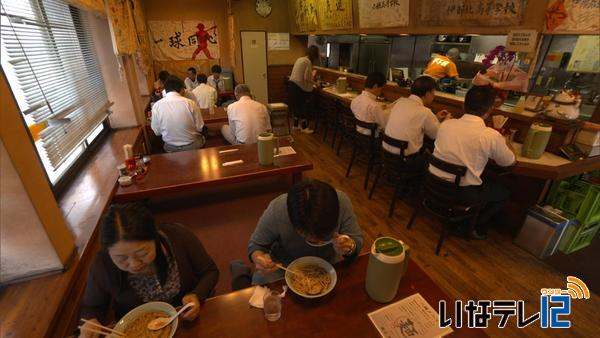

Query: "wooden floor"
(289, 128), (600, 338)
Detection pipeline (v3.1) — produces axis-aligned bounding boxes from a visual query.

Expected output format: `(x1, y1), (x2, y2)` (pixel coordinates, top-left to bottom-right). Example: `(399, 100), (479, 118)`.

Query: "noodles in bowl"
(285, 256), (337, 298)
(111, 302), (177, 338)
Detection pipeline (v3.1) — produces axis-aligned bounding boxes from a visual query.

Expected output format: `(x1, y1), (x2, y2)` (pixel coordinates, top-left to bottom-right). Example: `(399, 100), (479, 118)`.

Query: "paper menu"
(368, 293), (453, 338)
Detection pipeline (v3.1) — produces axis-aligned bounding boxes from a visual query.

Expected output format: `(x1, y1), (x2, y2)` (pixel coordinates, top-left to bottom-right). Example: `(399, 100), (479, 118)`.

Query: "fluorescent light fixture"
(326, 43), (331, 58)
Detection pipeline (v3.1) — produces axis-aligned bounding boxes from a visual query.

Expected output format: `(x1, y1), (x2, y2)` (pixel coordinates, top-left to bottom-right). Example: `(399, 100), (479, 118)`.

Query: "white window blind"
(1, 0), (109, 170)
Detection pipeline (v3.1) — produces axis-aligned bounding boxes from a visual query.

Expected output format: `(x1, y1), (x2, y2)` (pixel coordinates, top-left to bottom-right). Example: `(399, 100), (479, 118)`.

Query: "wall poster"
(545, 0), (600, 33)
(419, 0), (526, 26)
(358, 0), (409, 28)
(148, 20), (219, 61)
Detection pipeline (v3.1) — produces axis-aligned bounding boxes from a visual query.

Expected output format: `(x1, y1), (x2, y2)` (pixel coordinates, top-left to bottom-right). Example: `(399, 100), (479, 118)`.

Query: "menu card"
(368, 293), (453, 338)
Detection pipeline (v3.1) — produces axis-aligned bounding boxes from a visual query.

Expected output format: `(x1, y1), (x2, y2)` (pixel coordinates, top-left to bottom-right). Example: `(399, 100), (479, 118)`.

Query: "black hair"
(158, 70), (170, 83)
(197, 73), (208, 84)
(307, 45), (320, 63)
(411, 76), (437, 97)
(100, 203), (169, 284)
(164, 76), (185, 93)
(187, 67), (197, 74)
(287, 179), (339, 240)
(365, 72), (386, 89)
(211, 64), (222, 74)
(464, 85), (497, 116)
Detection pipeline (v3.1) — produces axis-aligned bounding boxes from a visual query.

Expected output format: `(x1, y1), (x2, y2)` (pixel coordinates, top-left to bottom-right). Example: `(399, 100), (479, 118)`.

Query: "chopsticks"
(276, 264), (302, 276)
(79, 319), (124, 337)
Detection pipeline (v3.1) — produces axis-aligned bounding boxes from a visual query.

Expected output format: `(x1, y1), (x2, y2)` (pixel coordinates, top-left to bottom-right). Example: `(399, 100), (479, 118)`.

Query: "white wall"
(85, 12), (138, 129)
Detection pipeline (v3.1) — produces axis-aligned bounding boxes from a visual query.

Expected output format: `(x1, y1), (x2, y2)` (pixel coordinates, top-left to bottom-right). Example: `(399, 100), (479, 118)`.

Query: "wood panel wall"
(267, 64), (294, 104)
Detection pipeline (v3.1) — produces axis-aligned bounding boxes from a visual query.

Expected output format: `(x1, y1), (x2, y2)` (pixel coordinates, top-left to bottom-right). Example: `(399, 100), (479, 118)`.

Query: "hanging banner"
(567, 35), (600, 73)
(419, 0), (526, 26)
(316, 0), (353, 30)
(545, 0), (600, 33)
(148, 20), (219, 61)
(294, 0), (319, 32)
(358, 0), (409, 28)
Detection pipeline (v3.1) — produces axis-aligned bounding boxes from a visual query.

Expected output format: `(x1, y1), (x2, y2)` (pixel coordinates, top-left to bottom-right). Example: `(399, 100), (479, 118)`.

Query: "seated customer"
(79, 203), (218, 336)
(191, 73), (217, 109)
(430, 85), (516, 239)
(221, 84), (271, 145)
(152, 76), (205, 152)
(384, 76), (449, 166)
(350, 71), (389, 136)
(153, 70), (170, 102)
(184, 67), (199, 90)
(207, 64), (224, 92)
(248, 179), (363, 285)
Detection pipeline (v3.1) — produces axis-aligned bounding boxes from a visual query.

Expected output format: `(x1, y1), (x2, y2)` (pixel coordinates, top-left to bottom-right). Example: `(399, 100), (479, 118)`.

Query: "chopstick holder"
(219, 148), (239, 154)
(222, 159), (244, 166)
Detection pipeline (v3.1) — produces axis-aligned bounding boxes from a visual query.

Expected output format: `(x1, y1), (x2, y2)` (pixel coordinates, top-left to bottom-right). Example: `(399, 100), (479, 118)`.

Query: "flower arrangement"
(473, 45), (529, 96)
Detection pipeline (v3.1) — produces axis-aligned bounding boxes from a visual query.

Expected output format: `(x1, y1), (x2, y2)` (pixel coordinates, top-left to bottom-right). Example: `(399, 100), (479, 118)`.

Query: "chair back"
(354, 119), (378, 145)
(337, 101), (356, 133)
(422, 152), (472, 216)
(378, 133), (412, 180)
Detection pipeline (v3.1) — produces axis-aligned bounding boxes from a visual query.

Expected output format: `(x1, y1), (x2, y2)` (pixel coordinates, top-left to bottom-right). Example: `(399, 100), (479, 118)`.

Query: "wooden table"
(201, 107), (228, 124)
(113, 142), (313, 202)
(176, 254), (487, 338)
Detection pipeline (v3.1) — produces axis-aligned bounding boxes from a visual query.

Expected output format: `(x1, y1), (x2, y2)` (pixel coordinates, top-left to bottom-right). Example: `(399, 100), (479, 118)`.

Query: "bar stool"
(320, 97), (339, 145)
(346, 120), (379, 190)
(335, 101), (356, 155)
(368, 133), (422, 217)
(406, 152), (483, 255)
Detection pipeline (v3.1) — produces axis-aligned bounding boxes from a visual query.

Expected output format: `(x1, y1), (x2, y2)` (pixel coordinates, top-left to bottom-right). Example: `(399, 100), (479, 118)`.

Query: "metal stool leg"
(436, 223), (448, 255)
(368, 163), (383, 200)
(346, 142), (358, 177)
(407, 200), (421, 229)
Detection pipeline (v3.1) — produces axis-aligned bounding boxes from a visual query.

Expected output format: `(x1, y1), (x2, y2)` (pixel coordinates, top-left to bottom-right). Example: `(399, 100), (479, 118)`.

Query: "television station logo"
(439, 276), (590, 329)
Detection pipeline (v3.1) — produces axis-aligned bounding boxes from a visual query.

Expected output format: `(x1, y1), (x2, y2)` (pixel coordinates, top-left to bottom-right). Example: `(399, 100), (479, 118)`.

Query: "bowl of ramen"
(285, 256), (337, 298)
(111, 301), (177, 338)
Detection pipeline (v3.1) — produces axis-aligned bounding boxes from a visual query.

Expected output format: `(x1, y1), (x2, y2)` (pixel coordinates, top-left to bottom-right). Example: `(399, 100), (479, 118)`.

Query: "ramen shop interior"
(1, 0), (600, 337)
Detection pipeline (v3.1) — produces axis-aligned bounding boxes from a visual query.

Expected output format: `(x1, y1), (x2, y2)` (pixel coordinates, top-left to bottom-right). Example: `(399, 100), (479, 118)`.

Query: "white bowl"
(111, 301), (177, 338)
(285, 256), (337, 299)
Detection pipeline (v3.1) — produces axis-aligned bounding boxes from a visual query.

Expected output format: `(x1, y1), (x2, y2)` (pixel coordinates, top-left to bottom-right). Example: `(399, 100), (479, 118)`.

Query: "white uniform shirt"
(226, 96), (271, 144)
(383, 95), (440, 156)
(151, 92), (205, 146)
(350, 91), (388, 136)
(430, 114), (516, 186)
(191, 83), (217, 109)
(184, 77), (199, 90)
(289, 56), (313, 92)
(207, 74), (224, 92)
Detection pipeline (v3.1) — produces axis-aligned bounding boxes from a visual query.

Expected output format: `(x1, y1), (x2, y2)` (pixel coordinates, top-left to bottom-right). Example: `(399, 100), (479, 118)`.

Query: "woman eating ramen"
(79, 203), (219, 337)
(247, 179), (364, 285)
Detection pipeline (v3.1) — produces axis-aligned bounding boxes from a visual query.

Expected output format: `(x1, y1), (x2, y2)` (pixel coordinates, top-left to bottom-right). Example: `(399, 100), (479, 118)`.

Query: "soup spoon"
(147, 302), (194, 331)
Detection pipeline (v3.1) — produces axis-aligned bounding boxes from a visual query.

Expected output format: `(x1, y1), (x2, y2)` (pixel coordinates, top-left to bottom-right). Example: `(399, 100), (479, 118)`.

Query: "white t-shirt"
(226, 96), (271, 144)
(151, 92), (205, 146)
(289, 56), (313, 92)
(383, 95), (440, 156)
(207, 74), (224, 92)
(430, 114), (516, 186)
(191, 83), (217, 109)
(350, 91), (389, 136)
(184, 77), (199, 90)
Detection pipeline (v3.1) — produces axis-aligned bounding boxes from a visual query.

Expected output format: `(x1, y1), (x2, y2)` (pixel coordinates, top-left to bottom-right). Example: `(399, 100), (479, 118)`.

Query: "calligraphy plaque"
(294, 0), (319, 32)
(419, 0), (527, 26)
(316, 0), (353, 30)
(358, 0), (409, 28)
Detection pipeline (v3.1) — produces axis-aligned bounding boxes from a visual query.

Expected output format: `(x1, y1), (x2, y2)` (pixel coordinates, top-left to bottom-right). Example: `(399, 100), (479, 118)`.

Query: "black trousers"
(458, 179), (510, 233)
(287, 81), (314, 120)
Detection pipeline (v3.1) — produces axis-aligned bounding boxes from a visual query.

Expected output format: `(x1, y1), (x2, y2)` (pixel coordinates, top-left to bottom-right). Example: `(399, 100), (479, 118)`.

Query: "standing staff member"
(424, 48), (460, 80)
(288, 45), (320, 134)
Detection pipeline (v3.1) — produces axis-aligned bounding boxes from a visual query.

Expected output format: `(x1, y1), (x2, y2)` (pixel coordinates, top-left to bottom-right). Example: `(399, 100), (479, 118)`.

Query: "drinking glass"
(263, 290), (282, 322)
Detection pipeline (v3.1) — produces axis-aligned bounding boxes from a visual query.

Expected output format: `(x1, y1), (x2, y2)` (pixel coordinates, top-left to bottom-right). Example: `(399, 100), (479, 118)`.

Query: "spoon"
(147, 302), (194, 331)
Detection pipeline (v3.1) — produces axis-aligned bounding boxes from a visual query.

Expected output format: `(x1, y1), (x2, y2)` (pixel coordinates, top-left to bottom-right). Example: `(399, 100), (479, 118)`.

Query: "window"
(1, 0), (109, 185)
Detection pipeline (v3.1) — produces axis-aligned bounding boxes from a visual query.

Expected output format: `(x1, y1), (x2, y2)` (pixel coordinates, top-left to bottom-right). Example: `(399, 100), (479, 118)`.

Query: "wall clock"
(256, 0), (272, 18)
